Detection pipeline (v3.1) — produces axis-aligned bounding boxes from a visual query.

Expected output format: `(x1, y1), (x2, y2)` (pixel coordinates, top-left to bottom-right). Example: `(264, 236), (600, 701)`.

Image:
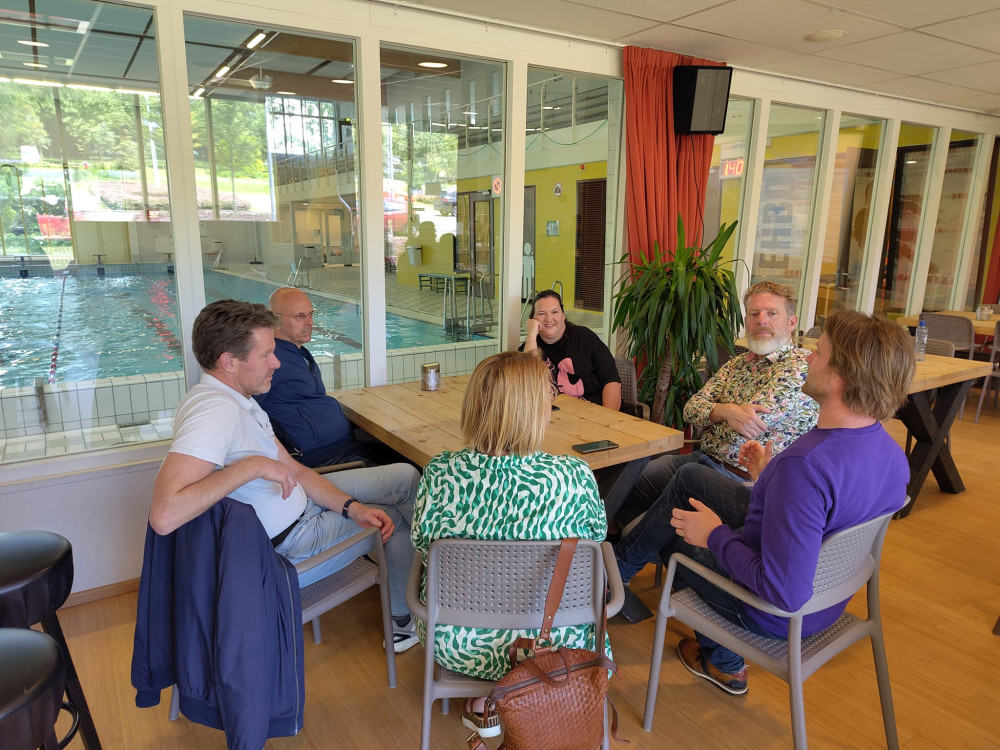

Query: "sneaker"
(386, 616), (419, 653)
(461, 698), (501, 738)
(676, 638), (748, 696)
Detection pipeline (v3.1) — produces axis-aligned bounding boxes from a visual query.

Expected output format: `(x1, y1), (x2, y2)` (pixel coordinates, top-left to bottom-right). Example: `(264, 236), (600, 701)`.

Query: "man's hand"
(711, 403), (771, 439)
(671, 499), (722, 548)
(249, 455), (299, 499)
(348, 503), (395, 543)
(738, 439), (774, 481)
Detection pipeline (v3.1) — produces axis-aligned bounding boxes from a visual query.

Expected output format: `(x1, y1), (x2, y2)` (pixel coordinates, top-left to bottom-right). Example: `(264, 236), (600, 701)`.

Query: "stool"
(0, 532), (102, 749)
(0, 629), (65, 750)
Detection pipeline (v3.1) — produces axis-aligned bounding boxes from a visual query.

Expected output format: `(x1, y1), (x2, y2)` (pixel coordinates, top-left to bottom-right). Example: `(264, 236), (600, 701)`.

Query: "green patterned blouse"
(411, 448), (609, 681)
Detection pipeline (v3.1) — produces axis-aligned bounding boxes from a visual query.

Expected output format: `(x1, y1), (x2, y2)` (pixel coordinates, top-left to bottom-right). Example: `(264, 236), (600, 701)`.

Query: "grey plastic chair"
(803, 325), (823, 339)
(406, 538), (625, 750)
(615, 356), (649, 419)
(170, 526), (397, 721)
(921, 313), (974, 359)
(974, 319), (1000, 423)
(643, 506), (903, 750)
(924, 338), (955, 358)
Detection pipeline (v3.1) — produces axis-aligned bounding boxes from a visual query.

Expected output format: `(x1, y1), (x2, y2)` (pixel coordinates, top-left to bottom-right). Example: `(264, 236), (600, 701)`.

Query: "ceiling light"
(116, 88), (154, 96)
(277, 90), (296, 95)
(804, 29), (847, 42)
(18, 40), (49, 47)
(63, 59), (74, 66)
(248, 73), (273, 90)
(68, 83), (113, 92)
(463, 110), (476, 115)
(214, 65), (231, 79)
(419, 62), (447, 69)
(14, 78), (62, 87)
(245, 31), (267, 49)
(331, 78), (353, 84)
(23, 62), (47, 69)
(191, 87), (205, 98)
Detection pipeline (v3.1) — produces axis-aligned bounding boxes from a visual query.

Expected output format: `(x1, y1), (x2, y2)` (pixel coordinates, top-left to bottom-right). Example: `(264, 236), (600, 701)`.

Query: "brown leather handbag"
(466, 538), (625, 750)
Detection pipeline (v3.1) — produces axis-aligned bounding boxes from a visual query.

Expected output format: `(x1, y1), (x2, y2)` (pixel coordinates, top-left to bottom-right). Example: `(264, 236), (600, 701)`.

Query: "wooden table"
(897, 310), (998, 337)
(757, 338), (992, 516)
(337, 375), (684, 517)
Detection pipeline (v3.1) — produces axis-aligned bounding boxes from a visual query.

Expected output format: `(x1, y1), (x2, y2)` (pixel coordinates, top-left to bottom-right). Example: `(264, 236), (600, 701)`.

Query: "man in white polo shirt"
(150, 299), (420, 652)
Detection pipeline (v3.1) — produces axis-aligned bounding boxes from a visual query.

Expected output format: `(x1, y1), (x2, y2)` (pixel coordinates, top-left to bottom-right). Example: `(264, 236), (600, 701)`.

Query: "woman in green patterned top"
(411, 350), (608, 738)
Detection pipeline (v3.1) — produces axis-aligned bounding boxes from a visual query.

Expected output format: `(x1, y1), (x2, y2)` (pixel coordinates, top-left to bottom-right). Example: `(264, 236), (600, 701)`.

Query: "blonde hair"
(461, 351), (550, 455)
(823, 310), (914, 421)
(743, 281), (798, 317)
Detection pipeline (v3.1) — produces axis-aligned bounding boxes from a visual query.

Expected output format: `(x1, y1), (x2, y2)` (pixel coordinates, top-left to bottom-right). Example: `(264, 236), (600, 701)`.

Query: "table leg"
(894, 379), (973, 518)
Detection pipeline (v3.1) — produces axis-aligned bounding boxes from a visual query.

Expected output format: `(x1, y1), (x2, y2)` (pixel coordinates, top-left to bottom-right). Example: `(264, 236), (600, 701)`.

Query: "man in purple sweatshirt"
(662, 310), (913, 695)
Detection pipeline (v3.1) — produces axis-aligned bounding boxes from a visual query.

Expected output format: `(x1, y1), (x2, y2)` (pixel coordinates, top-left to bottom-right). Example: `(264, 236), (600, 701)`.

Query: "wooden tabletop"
(743, 338), (992, 393)
(897, 310), (999, 337)
(337, 375), (684, 470)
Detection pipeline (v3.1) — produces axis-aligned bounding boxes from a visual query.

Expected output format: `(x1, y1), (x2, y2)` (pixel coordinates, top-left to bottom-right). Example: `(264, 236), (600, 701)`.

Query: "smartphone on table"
(572, 440), (619, 454)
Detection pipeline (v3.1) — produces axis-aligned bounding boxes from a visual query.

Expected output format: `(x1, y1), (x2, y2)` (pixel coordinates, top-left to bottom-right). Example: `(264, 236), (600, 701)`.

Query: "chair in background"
(643, 505), (904, 750)
(615, 356), (649, 420)
(974, 319), (1000, 423)
(406, 538), (625, 750)
(803, 325), (823, 339)
(922, 313), (974, 359)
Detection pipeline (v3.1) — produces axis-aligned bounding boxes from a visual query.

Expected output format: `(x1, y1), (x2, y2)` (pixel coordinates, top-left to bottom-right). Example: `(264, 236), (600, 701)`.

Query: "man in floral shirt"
(614, 281), (818, 621)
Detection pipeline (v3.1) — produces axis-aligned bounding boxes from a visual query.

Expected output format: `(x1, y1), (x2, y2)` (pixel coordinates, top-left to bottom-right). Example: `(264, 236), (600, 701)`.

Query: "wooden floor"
(52, 392), (1000, 749)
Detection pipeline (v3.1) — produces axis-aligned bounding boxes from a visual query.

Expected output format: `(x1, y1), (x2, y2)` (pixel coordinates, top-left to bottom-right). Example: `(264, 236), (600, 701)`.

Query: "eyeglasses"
(276, 310), (315, 322)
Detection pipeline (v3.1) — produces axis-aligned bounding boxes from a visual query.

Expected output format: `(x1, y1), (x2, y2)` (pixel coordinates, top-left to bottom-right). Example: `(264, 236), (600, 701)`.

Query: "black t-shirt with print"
(520, 324), (620, 405)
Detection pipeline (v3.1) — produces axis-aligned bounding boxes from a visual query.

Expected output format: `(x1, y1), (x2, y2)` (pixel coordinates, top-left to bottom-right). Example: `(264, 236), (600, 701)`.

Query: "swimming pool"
(0, 268), (480, 388)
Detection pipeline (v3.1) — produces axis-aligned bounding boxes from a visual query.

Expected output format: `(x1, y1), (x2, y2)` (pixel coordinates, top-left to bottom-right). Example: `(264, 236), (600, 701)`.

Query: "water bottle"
(915, 320), (928, 361)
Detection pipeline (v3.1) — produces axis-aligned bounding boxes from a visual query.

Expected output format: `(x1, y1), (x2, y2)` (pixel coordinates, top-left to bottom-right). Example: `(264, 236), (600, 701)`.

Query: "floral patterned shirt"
(411, 448), (608, 681)
(683, 341), (818, 467)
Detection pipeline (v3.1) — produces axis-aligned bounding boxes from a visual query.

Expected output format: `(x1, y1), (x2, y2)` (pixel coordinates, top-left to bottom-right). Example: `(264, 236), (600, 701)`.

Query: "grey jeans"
(275, 463), (419, 618)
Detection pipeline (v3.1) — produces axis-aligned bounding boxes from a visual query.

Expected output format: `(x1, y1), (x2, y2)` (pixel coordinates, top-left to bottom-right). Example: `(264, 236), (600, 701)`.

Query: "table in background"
(897, 310), (997, 337)
(757, 338), (992, 517)
(337, 375), (683, 518)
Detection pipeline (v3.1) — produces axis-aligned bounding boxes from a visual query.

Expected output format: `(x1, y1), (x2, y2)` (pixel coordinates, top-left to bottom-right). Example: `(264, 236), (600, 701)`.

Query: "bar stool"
(0, 628), (65, 750)
(0, 531), (102, 749)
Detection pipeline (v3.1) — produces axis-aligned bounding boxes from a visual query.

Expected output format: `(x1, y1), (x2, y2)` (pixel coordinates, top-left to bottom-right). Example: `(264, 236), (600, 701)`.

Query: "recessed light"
(245, 32), (267, 49)
(191, 87), (205, 98)
(804, 29), (847, 42)
(419, 61), (447, 69)
(214, 65), (231, 79)
(331, 78), (353, 84)
(23, 62), (47, 69)
(18, 40), (49, 47)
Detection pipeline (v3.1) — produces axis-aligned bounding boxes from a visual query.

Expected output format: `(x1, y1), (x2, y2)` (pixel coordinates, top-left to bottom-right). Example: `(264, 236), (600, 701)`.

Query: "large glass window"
(751, 104), (825, 305)
(874, 123), (937, 317)
(923, 131), (980, 310)
(523, 68), (624, 336)
(380, 47), (506, 380)
(817, 115), (885, 320)
(183, 19), (368, 388)
(705, 98), (753, 267)
(0, 0), (178, 465)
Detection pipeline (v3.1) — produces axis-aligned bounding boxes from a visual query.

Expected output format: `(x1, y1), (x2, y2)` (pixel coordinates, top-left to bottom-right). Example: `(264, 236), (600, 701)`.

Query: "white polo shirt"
(169, 372), (307, 537)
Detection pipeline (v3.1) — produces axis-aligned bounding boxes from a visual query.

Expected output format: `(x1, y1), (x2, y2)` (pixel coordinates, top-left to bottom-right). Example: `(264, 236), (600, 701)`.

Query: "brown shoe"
(677, 638), (748, 695)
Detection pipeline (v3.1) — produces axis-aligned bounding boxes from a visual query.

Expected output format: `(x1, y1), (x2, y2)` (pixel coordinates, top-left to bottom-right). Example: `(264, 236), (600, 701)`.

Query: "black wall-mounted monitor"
(673, 65), (733, 135)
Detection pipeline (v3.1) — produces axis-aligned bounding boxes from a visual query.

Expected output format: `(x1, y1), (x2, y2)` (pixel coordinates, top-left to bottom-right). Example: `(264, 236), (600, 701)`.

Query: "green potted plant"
(612, 217), (744, 428)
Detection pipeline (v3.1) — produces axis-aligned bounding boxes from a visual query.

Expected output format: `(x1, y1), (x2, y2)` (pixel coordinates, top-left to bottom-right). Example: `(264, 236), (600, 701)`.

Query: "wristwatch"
(341, 497), (359, 518)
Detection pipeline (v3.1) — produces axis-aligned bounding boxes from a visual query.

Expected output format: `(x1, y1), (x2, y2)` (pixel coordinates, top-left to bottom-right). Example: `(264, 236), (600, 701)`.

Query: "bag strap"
(539, 538), (578, 642)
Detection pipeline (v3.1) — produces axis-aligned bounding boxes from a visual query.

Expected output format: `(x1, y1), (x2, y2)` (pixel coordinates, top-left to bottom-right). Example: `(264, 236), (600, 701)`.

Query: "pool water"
(0, 268), (478, 387)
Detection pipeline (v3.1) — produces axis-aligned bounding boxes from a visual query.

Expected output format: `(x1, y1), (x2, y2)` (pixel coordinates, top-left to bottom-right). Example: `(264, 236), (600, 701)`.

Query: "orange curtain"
(624, 46), (725, 264)
(982, 224), (1000, 304)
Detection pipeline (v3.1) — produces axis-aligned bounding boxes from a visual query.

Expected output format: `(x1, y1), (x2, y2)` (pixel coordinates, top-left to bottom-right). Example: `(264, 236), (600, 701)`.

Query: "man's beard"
(746, 332), (790, 356)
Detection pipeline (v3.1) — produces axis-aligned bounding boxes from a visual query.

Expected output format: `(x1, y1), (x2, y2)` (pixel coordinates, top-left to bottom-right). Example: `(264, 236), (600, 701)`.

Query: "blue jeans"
(615, 450), (749, 526)
(275, 463), (419, 618)
(615, 461), (752, 583)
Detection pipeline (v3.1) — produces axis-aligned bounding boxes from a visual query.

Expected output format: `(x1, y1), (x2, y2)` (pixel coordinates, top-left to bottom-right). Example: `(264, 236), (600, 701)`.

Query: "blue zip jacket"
(131, 497), (305, 750)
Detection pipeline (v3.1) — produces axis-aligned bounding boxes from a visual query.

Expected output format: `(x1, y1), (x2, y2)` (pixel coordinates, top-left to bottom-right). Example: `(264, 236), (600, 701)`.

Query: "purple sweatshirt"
(708, 422), (908, 637)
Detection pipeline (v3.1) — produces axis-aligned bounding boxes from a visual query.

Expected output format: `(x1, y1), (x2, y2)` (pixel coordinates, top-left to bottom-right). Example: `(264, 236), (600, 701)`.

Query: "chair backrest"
(803, 325), (823, 339)
(615, 357), (639, 406)
(921, 313), (974, 357)
(924, 338), (956, 357)
(424, 539), (606, 632)
(802, 508), (895, 615)
(988, 303), (1000, 314)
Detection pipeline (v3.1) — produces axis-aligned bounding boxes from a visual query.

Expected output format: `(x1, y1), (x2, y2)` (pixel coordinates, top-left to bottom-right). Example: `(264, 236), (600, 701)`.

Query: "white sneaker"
(386, 616), (419, 653)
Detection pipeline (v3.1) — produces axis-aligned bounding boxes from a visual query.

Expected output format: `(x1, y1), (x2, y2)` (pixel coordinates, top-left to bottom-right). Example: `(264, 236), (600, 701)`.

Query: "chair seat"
(0, 531), (74, 628)
(299, 556), (379, 623)
(0, 628), (64, 749)
(670, 588), (868, 681)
